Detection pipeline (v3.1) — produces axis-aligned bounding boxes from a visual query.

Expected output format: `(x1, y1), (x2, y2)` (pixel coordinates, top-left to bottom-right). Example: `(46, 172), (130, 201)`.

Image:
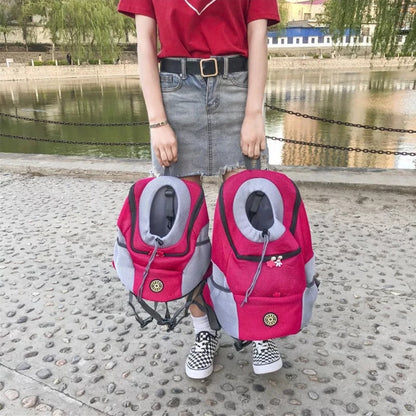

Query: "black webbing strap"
(128, 292), (153, 328)
(128, 282), (206, 331)
(244, 155), (261, 171)
(233, 339), (252, 352)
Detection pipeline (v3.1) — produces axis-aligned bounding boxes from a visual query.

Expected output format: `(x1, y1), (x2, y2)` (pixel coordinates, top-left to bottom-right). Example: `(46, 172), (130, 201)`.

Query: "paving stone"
(4, 390), (19, 401)
(0, 167), (415, 416)
(21, 395), (38, 408)
(36, 369), (52, 379)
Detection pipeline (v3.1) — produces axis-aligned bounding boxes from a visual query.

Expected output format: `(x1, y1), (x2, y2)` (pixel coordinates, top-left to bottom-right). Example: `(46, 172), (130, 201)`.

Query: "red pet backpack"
(113, 175), (211, 329)
(203, 169), (318, 342)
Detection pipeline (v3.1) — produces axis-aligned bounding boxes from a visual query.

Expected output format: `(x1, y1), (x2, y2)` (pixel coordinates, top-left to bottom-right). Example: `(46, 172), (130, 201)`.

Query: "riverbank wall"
(0, 56), (415, 82)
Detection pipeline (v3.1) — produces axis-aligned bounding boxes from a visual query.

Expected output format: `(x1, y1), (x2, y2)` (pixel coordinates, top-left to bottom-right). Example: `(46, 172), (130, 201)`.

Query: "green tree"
(14, 0), (36, 51)
(27, 0), (134, 62)
(0, 0), (17, 51)
(323, 0), (416, 55)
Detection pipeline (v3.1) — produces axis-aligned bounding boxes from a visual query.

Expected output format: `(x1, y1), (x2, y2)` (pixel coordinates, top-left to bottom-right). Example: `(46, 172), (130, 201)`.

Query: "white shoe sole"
(185, 363), (214, 379)
(185, 341), (219, 379)
(253, 357), (283, 375)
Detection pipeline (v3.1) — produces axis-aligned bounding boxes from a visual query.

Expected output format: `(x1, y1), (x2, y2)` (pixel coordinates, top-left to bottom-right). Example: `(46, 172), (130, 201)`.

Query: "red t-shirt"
(117, 0), (280, 58)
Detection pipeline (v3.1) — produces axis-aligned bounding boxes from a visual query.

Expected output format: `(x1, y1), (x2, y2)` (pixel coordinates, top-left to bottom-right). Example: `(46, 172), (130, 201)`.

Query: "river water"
(0, 68), (415, 169)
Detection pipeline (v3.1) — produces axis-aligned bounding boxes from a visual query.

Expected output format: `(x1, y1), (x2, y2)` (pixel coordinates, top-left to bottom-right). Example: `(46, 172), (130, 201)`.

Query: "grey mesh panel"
(233, 178), (286, 242)
(209, 263), (239, 338)
(149, 186), (178, 237)
(113, 227), (135, 292)
(139, 176), (191, 247)
(301, 283), (318, 328)
(304, 255), (315, 285)
(301, 255), (317, 327)
(182, 224), (211, 294)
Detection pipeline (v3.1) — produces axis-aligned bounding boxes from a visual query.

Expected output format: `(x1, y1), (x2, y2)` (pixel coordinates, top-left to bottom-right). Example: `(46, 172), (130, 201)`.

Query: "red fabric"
(205, 169), (316, 340)
(116, 177), (210, 302)
(117, 0), (280, 58)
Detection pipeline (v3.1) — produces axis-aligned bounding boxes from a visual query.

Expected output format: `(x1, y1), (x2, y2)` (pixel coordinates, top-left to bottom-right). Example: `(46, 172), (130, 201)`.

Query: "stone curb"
(1, 152), (415, 191)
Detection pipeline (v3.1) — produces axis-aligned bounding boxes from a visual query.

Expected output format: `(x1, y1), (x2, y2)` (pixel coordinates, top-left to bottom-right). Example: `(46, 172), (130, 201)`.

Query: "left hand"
(240, 112), (266, 159)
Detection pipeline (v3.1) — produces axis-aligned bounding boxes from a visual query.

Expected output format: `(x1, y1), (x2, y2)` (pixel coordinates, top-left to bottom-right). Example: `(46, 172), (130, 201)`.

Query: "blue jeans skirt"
(152, 67), (268, 178)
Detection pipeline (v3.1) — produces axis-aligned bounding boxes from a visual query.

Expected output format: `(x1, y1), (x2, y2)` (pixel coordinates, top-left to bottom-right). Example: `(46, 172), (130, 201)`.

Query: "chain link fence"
(1, 106), (415, 158)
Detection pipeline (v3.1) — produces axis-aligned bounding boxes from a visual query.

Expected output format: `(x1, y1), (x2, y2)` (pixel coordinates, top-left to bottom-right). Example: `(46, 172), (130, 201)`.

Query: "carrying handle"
(244, 155), (261, 171)
(163, 166), (171, 176)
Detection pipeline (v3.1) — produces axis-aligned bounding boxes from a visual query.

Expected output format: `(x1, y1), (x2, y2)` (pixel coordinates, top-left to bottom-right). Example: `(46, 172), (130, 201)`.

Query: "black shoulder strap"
(128, 282), (205, 331)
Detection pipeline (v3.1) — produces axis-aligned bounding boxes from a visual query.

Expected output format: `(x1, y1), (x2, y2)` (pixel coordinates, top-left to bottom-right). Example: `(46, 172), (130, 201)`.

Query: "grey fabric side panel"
(182, 224), (211, 295)
(301, 283), (318, 329)
(139, 176), (191, 246)
(304, 255), (315, 285)
(232, 178), (286, 242)
(301, 256), (317, 328)
(208, 263), (239, 338)
(113, 228), (135, 292)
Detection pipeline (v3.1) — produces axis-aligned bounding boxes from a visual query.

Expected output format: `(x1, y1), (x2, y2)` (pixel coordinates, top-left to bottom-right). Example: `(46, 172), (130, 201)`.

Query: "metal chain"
(2, 105), (415, 134)
(266, 136), (416, 157)
(1, 132), (414, 157)
(0, 112), (149, 127)
(0, 132), (149, 146)
(265, 104), (416, 134)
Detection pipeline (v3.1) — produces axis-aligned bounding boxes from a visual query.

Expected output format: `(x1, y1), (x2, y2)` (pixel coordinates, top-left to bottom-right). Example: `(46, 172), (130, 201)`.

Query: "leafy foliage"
(6, 0), (135, 62)
(323, 0), (416, 55)
(0, 0), (18, 50)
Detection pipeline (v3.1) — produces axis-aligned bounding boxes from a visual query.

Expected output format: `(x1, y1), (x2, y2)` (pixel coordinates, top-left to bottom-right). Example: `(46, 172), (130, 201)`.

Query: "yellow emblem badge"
(150, 279), (164, 293)
(263, 312), (278, 327)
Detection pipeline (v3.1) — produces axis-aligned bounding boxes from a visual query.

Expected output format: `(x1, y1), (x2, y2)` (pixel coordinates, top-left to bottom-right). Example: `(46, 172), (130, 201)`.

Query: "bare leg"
(180, 175), (207, 319)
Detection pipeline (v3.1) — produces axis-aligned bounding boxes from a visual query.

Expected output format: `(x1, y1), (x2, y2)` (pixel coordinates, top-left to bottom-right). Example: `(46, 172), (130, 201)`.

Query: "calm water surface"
(0, 69), (415, 169)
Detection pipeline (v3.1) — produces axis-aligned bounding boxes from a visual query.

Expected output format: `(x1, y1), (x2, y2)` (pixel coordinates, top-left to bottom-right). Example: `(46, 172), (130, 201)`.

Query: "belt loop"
(223, 56), (229, 79)
(180, 58), (187, 79)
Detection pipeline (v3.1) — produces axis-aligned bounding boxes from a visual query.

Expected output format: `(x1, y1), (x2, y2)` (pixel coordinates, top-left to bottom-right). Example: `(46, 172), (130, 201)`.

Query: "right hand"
(150, 124), (178, 167)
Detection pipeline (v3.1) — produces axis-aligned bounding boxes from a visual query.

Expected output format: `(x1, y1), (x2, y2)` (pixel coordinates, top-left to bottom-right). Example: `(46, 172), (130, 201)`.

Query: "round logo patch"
(263, 312), (278, 327)
(150, 279), (164, 293)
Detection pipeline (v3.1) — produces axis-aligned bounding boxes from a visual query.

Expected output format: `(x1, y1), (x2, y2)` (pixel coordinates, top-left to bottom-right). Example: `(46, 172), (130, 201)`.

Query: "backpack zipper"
(218, 184), (302, 263)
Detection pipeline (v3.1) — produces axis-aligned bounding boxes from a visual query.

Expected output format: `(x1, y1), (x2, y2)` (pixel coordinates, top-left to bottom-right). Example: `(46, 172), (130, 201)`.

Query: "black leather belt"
(160, 56), (248, 78)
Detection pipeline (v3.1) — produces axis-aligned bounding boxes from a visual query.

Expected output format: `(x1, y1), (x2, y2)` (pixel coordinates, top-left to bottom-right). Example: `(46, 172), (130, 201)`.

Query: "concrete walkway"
(0, 153), (415, 416)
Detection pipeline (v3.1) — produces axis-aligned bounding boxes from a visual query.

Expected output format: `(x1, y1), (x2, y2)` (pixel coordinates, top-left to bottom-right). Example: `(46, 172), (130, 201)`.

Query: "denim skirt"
(151, 69), (268, 178)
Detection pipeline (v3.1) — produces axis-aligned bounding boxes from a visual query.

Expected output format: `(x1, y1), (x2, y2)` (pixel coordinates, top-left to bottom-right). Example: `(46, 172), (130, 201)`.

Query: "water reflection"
(0, 77), (151, 159)
(265, 70), (416, 169)
(0, 70), (415, 169)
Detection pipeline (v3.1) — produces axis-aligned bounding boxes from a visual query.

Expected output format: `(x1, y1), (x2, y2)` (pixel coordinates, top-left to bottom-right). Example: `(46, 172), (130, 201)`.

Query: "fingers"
(157, 145), (177, 167)
(240, 113), (266, 159)
(242, 142), (260, 159)
(241, 136), (266, 159)
(151, 127), (178, 167)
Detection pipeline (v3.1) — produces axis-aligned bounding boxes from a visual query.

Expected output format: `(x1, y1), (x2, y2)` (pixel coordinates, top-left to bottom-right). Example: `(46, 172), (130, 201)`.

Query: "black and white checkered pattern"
(252, 340), (283, 374)
(185, 331), (219, 379)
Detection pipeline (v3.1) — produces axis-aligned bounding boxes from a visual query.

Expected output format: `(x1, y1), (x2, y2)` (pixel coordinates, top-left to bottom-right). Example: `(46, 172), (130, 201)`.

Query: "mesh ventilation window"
(245, 191), (274, 232)
(149, 186), (178, 237)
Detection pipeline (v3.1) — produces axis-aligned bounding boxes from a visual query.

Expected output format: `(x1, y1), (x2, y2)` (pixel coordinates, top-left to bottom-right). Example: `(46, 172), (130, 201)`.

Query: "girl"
(118, 0), (280, 379)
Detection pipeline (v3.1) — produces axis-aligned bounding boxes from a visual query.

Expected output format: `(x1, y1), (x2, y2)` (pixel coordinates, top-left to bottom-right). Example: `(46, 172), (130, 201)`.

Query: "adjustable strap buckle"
(200, 58), (218, 77)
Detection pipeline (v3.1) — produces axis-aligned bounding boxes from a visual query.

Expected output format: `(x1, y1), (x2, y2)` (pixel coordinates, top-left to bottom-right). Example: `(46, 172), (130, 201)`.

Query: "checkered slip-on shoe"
(252, 340), (283, 375)
(185, 331), (219, 379)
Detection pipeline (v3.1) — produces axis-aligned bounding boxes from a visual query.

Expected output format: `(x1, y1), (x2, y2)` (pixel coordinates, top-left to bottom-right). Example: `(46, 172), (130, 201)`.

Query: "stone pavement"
(0, 153), (415, 416)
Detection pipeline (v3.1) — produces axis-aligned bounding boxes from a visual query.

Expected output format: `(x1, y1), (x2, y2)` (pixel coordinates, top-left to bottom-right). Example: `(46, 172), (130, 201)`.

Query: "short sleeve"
(117, 0), (155, 19)
(247, 0), (280, 26)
